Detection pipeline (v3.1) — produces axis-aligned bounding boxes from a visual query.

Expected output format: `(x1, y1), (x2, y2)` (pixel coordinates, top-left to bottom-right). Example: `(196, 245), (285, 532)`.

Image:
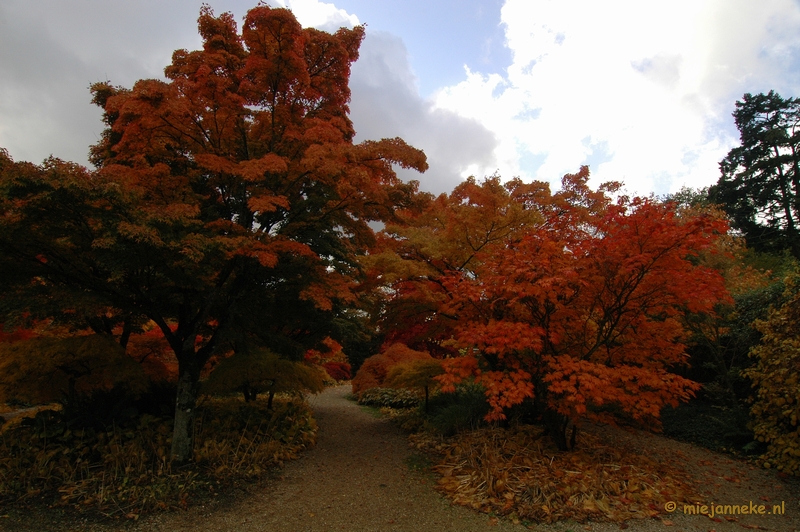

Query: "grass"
(358, 404), (383, 418)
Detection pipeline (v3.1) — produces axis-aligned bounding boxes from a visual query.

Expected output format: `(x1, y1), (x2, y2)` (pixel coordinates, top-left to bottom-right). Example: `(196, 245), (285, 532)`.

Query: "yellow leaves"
(745, 270), (800, 476)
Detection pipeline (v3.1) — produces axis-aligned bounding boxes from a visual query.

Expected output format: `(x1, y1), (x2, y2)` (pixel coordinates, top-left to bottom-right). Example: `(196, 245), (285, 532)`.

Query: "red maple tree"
(371, 167), (731, 449)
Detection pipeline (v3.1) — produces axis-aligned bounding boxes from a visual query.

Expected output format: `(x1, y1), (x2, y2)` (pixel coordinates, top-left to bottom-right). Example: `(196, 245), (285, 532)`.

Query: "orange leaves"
(247, 194), (289, 214)
(240, 154), (288, 180)
(194, 153), (237, 175)
(423, 170), (731, 429)
(477, 370), (535, 419)
(351, 343), (433, 394)
(437, 356), (480, 393)
(417, 424), (697, 524)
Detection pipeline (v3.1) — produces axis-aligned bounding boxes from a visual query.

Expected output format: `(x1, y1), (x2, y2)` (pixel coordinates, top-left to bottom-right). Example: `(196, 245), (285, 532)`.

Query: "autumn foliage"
(322, 361), (352, 381)
(0, 335), (149, 405)
(746, 271), (800, 475)
(351, 343), (433, 394)
(0, 4), (426, 463)
(202, 349), (325, 405)
(371, 167), (731, 449)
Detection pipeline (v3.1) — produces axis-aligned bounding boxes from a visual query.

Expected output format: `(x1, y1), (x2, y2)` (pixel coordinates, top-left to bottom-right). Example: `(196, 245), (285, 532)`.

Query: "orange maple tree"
(0, 5), (426, 463)
(362, 175), (543, 355)
(373, 167), (731, 449)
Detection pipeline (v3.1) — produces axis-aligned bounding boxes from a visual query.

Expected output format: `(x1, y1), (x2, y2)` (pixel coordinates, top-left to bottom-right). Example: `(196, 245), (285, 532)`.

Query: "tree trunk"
(545, 410), (578, 451)
(242, 383), (258, 402)
(171, 360), (200, 464)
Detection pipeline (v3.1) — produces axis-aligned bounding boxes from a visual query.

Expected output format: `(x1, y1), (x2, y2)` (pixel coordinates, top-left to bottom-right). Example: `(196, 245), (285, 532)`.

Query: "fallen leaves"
(411, 425), (699, 524)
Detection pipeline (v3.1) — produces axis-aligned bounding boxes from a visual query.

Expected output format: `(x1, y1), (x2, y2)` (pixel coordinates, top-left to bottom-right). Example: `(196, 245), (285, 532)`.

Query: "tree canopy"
(365, 167), (731, 449)
(711, 91), (800, 257)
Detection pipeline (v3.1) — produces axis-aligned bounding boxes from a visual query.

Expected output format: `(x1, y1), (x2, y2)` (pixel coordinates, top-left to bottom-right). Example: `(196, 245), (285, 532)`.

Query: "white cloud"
(433, 0), (800, 195)
(349, 32), (497, 194)
(273, 0), (360, 31)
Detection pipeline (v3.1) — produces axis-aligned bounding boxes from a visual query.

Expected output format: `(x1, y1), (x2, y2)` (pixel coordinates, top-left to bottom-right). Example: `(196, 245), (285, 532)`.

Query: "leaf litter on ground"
(409, 424), (699, 524)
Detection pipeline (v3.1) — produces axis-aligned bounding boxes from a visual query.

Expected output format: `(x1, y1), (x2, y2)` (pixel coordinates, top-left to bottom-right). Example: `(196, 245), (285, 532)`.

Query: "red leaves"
(396, 169), (732, 428)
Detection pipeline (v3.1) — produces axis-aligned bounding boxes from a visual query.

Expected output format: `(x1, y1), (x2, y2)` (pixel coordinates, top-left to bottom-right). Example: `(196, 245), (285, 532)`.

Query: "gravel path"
(132, 385), (528, 532)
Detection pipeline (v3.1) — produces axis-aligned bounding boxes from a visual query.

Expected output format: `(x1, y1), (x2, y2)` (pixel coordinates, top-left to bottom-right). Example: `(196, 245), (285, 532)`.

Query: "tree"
(711, 91), (800, 257)
(0, 335), (148, 408)
(384, 358), (443, 412)
(202, 349), (324, 407)
(361, 175), (544, 356)
(0, 5), (426, 463)
(428, 169), (731, 450)
(745, 271), (800, 475)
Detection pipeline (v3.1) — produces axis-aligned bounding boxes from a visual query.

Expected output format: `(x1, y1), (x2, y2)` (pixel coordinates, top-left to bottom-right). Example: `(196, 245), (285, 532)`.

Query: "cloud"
(349, 31), (498, 194)
(0, 0), (493, 196)
(0, 1), (204, 165)
(279, 0), (360, 31)
(433, 0), (800, 196)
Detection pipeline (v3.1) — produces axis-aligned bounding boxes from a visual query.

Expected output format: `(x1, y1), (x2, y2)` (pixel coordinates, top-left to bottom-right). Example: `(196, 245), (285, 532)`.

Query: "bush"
(323, 361), (351, 381)
(351, 343), (431, 394)
(202, 349), (325, 403)
(356, 388), (421, 409)
(0, 335), (149, 406)
(426, 383), (490, 436)
(745, 271), (800, 475)
(385, 358), (443, 412)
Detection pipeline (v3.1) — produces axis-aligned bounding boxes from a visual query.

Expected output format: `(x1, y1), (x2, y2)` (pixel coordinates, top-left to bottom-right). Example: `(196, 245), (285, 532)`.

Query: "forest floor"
(1, 385), (798, 532)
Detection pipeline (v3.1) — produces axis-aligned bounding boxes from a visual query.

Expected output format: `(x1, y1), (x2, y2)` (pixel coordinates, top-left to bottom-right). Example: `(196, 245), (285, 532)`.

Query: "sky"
(2, 0), (800, 196)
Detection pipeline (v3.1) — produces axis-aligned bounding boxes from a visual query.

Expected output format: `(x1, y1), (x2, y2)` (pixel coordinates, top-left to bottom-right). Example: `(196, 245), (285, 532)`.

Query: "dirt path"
(115, 385), (525, 532)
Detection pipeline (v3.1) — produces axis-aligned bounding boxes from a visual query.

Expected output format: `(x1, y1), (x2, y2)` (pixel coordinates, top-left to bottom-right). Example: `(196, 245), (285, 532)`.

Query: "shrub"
(202, 349), (325, 405)
(385, 358), (443, 412)
(0, 335), (149, 408)
(351, 343), (431, 394)
(745, 271), (800, 475)
(323, 361), (351, 381)
(426, 383), (491, 436)
(357, 388), (421, 409)
(0, 395), (316, 516)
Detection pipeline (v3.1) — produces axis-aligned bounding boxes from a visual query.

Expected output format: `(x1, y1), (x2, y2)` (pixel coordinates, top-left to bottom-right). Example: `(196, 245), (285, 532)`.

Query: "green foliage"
(356, 387), (421, 409)
(0, 335), (149, 407)
(201, 350), (325, 401)
(0, 396), (316, 516)
(745, 271), (800, 475)
(710, 91), (800, 257)
(426, 383), (491, 437)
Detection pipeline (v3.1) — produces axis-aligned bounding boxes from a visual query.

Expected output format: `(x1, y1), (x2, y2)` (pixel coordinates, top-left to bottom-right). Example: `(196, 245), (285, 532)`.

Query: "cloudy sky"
(2, 0), (800, 196)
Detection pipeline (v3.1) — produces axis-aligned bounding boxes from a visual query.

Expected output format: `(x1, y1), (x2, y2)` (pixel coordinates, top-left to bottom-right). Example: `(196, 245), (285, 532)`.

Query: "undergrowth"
(0, 395), (316, 518)
(355, 387), (421, 409)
